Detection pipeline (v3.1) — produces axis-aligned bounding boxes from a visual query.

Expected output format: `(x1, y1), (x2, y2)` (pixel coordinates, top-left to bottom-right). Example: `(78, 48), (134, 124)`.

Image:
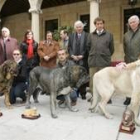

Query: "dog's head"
(2, 60), (18, 80)
(122, 109), (134, 126)
(68, 65), (89, 88)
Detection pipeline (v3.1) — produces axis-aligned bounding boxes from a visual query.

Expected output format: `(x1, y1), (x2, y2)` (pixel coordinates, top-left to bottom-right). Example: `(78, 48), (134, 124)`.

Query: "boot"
(0, 92), (4, 96)
(80, 92), (86, 100)
(107, 99), (112, 104)
(124, 97), (131, 105)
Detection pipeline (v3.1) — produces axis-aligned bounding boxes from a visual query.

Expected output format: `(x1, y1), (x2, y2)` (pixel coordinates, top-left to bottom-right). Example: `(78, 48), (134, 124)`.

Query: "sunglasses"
(13, 53), (20, 56)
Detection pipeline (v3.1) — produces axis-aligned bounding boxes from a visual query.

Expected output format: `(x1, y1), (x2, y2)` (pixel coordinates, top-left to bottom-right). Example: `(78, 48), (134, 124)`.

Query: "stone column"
(0, 0), (7, 29)
(0, 0), (6, 11)
(88, 0), (101, 32)
(28, 0), (43, 42)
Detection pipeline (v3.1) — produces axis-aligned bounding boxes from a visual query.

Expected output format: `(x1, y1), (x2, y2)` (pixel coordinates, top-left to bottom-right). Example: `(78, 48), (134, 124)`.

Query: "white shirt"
(96, 29), (104, 35)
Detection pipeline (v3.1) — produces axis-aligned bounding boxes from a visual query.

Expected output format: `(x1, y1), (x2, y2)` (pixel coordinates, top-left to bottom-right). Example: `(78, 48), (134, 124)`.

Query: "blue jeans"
(10, 82), (27, 104)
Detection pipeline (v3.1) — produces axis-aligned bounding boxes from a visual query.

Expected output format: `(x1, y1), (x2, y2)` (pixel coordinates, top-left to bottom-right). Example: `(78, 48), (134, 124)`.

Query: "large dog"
(0, 60), (17, 108)
(26, 65), (89, 118)
(89, 61), (140, 126)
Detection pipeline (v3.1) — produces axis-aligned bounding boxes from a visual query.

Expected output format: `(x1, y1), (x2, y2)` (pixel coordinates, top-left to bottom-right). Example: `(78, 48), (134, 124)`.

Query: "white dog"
(89, 60), (140, 126)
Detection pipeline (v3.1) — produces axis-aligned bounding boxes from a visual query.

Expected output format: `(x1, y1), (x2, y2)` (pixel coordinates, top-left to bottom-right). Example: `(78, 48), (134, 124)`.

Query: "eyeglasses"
(27, 33), (33, 35)
(13, 53), (20, 56)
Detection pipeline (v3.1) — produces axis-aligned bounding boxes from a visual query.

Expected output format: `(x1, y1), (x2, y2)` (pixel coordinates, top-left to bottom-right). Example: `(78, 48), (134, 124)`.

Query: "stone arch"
(0, 0), (6, 29)
(0, 0), (6, 11)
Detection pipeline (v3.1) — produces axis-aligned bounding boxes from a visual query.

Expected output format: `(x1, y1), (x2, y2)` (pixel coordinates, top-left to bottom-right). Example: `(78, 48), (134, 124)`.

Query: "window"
(45, 19), (58, 34)
(124, 8), (140, 33)
(80, 14), (90, 33)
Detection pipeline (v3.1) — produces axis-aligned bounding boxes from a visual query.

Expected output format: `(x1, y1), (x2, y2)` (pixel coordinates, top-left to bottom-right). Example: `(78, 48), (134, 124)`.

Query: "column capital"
(87, 0), (101, 3)
(28, 0), (43, 14)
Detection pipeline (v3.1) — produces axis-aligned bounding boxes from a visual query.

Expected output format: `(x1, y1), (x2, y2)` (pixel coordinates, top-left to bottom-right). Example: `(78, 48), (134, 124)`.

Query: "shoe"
(81, 94), (86, 100)
(22, 96), (26, 102)
(87, 97), (93, 102)
(35, 88), (43, 95)
(0, 92), (4, 96)
(71, 101), (76, 106)
(58, 100), (65, 105)
(58, 101), (66, 108)
(107, 99), (112, 104)
(124, 97), (131, 105)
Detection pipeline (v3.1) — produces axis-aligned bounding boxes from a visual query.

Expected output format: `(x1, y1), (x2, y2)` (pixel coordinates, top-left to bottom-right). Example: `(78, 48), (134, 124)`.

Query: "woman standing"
(20, 30), (39, 75)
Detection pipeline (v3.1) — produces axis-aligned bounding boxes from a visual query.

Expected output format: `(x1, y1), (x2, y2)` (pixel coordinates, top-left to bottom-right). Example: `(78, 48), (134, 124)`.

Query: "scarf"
(26, 39), (34, 59)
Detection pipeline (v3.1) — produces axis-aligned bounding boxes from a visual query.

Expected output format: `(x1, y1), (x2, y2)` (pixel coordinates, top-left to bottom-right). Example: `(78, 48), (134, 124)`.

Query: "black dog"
(26, 65), (89, 118)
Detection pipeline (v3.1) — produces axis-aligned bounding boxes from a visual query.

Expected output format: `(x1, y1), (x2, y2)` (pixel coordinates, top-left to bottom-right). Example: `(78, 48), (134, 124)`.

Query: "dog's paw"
(89, 107), (95, 113)
(34, 100), (39, 103)
(7, 105), (13, 109)
(71, 108), (79, 112)
(105, 113), (113, 119)
(25, 104), (31, 109)
(52, 114), (58, 118)
(135, 119), (140, 126)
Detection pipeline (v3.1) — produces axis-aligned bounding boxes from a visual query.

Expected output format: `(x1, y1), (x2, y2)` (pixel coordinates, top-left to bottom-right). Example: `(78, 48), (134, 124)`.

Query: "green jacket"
(88, 30), (114, 67)
(124, 28), (140, 63)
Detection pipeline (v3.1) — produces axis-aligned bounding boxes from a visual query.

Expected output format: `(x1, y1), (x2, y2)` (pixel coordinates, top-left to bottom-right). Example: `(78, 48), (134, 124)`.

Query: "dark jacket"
(88, 30), (114, 67)
(57, 59), (76, 68)
(20, 40), (39, 70)
(68, 31), (89, 70)
(124, 28), (140, 63)
(12, 59), (27, 86)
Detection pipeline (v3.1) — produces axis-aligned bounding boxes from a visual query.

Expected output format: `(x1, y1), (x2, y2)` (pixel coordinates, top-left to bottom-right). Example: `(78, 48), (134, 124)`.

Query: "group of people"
(0, 15), (139, 106)
(0, 28), (39, 104)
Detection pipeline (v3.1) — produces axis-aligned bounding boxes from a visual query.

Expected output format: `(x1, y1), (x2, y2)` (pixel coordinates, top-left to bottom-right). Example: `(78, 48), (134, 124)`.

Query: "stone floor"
(0, 94), (139, 140)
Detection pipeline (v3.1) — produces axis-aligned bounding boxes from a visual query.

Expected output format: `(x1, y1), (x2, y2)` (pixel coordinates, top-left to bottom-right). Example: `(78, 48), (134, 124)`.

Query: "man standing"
(123, 15), (140, 105)
(59, 30), (69, 52)
(38, 31), (59, 68)
(88, 17), (114, 99)
(68, 20), (89, 71)
(68, 20), (89, 99)
(0, 27), (19, 64)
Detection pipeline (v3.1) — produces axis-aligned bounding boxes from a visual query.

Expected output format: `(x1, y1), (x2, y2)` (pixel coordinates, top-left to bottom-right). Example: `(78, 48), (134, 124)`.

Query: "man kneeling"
(57, 49), (78, 106)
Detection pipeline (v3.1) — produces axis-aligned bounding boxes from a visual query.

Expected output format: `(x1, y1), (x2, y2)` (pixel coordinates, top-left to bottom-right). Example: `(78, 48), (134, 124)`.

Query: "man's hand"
(116, 62), (127, 71)
(71, 55), (83, 61)
(77, 55), (83, 60)
(44, 56), (50, 61)
(71, 55), (79, 61)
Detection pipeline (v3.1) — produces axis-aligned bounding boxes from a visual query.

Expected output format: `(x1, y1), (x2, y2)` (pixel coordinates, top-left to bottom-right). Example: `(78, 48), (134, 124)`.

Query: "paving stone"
(0, 95), (139, 140)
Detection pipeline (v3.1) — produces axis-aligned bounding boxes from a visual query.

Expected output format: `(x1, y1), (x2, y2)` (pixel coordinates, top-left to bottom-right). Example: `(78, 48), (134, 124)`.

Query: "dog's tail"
(89, 74), (100, 112)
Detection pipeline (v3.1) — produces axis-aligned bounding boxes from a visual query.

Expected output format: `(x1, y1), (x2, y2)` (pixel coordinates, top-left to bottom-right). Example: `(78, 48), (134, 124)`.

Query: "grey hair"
(74, 20), (84, 29)
(1, 27), (10, 35)
(128, 15), (140, 24)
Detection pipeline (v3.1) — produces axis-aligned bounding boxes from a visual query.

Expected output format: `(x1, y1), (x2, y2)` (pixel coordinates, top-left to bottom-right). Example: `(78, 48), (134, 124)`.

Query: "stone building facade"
(0, 0), (140, 61)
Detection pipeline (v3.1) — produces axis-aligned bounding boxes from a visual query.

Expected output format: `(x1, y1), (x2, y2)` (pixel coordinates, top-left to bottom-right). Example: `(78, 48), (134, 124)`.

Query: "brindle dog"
(26, 65), (89, 118)
(0, 60), (17, 109)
